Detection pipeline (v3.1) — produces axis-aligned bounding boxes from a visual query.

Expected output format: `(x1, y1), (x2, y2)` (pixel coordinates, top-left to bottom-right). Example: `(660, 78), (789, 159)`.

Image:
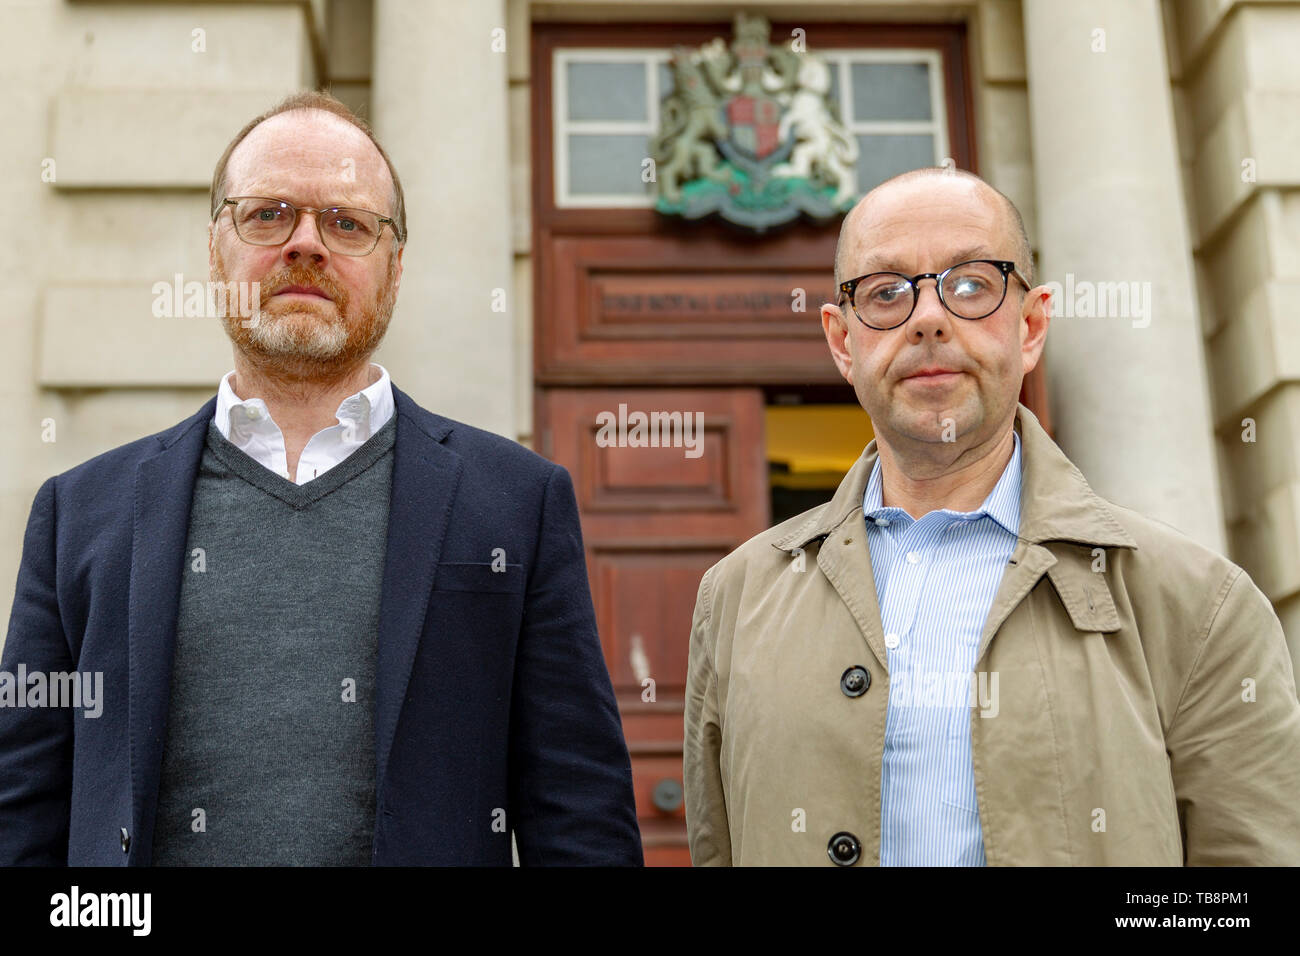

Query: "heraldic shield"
(651, 13), (860, 232)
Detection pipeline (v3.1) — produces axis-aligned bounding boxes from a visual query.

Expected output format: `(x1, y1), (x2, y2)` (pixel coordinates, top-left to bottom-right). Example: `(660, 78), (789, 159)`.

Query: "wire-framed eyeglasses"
(214, 196), (402, 256)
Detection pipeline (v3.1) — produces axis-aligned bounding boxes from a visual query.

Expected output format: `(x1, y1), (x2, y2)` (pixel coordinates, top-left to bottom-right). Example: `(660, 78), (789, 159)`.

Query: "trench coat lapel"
(975, 404), (1136, 661)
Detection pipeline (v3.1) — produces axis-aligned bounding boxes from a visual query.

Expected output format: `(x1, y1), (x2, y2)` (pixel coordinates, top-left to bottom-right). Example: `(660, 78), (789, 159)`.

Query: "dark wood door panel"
(538, 236), (840, 385)
(590, 544), (728, 705)
(540, 387), (769, 536)
(538, 387), (768, 866)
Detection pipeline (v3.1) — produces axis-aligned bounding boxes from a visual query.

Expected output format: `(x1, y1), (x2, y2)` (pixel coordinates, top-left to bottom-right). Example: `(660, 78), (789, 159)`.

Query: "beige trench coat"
(685, 403), (1300, 865)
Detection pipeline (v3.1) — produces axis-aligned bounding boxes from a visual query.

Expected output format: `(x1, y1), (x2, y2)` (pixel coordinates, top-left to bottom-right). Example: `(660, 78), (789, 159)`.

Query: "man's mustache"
(258, 268), (349, 310)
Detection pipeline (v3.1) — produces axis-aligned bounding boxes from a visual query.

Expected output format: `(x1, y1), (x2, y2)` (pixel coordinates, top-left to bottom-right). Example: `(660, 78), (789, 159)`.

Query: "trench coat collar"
(774, 402), (1138, 554)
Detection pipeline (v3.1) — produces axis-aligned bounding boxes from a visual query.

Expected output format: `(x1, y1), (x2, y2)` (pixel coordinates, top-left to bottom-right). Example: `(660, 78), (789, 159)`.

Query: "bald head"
(833, 168), (1033, 291)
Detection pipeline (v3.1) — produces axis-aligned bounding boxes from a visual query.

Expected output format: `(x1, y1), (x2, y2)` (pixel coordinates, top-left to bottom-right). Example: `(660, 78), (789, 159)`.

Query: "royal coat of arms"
(651, 14), (860, 231)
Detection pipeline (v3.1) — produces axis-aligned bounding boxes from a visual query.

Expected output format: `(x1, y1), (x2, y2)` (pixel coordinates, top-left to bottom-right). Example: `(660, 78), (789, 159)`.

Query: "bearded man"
(0, 91), (642, 866)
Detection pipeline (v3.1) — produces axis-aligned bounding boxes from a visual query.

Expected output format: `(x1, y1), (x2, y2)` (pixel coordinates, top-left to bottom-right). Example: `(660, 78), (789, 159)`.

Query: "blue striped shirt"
(863, 430), (1022, 866)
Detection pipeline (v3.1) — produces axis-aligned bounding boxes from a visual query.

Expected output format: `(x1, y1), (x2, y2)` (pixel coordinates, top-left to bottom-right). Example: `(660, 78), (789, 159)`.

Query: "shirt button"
(906, 551), (921, 564)
(877, 518), (890, 527)
(246, 407), (261, 420)
(884, 633), (900, 649)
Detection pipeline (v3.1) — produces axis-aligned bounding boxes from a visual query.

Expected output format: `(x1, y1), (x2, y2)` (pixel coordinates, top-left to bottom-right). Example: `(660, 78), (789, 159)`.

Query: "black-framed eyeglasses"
(838, 259), (1031, 331)
(214, 197), (403, 256)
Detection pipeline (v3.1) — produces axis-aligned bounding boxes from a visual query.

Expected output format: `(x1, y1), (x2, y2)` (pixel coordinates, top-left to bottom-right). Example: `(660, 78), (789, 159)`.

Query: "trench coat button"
(120, 827), (131, 853)
(827, 831), (861, 866)
(840, 665), (870, 698)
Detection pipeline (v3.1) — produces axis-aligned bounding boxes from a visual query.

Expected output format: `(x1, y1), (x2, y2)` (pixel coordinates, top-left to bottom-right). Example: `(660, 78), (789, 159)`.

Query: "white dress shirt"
(213, 363), (395, 485)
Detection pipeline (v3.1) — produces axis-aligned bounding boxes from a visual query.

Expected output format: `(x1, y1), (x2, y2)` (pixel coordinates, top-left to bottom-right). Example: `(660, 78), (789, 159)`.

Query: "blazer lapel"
(374, 386), (464, 795)
(127, 398), (216, 856)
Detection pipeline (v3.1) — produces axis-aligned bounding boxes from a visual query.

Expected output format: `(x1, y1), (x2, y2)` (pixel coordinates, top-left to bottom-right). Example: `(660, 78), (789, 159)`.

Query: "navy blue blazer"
(0, 385), (643, 865)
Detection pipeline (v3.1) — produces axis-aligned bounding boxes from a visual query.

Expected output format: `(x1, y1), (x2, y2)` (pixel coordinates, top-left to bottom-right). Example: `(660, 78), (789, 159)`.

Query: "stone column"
(371, 0), (515, 437)
(1023, 0), (1226, 552)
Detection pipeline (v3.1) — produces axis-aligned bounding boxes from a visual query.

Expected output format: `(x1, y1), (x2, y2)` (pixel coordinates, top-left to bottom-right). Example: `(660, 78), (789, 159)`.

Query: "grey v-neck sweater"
(151, 412), (397, 865)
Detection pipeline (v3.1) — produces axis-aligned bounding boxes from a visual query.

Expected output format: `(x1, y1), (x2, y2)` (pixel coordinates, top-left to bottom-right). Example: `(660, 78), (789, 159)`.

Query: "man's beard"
(213, 246), (398, 379)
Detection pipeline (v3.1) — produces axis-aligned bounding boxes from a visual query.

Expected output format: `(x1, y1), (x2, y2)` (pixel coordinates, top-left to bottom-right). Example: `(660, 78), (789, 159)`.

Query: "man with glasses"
(684, 166), (1300, 866)
(0, 91), (642, 866)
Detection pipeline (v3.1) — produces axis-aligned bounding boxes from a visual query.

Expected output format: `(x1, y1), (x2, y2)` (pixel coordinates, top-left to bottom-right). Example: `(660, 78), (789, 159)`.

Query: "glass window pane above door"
(567, 134), (656, 197)
(850, 62), (933, 121)
(855, 134), (938, 192)
(566, 62), (649, 122)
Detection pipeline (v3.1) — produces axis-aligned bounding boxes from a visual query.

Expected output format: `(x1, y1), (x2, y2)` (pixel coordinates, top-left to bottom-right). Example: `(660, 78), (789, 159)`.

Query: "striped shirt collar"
(773, 404), (1137, 554)
(862, 429), (1022, 538)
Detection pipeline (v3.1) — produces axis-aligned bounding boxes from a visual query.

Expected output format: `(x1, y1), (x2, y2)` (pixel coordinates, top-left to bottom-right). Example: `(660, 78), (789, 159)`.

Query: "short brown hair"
(210, 90), (406, 245)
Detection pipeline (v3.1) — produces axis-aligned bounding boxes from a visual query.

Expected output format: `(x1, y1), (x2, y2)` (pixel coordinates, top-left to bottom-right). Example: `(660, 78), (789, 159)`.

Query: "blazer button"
(828, 831), (861, 866)
(120, 827), (131, 853)
(840, 665), (870, 698)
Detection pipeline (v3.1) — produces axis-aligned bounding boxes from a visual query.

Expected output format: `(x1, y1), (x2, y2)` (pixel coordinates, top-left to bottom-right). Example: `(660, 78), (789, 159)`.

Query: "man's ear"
(1020, 284), (1052, 375)
(821, 300), (855, 383)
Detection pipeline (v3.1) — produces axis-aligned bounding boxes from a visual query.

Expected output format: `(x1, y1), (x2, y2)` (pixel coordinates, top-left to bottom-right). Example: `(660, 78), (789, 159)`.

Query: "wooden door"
(537, 388), (768, 865)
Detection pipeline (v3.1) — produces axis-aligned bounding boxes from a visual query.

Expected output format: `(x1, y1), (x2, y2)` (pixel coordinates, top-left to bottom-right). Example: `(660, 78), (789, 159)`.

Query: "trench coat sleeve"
(0, 478), (74, 865)
(1165, 566), (1300, 865)
(684, 564), (733, 866)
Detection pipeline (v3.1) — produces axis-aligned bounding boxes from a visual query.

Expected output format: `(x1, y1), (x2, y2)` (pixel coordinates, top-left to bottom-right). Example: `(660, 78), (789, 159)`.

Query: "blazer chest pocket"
(433, 561), (526, 593)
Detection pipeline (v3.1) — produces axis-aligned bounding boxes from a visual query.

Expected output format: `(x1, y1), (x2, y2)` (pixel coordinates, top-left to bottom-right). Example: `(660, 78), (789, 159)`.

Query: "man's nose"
(908, 277), (952, 338)
(281, 211), (329, 266)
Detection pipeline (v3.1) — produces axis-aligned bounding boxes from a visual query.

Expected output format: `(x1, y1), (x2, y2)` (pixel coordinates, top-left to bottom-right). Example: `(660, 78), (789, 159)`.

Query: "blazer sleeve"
(0, 477), (74, 865)
(684, 564), (732, 865)
(507, 464), (643, 865)
(1166, 566), (1300, 865)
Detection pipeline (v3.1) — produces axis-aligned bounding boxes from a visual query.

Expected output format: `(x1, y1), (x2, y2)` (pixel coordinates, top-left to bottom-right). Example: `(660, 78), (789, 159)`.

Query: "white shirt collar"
(213, 363), (395, 484)
(215, 364), (393, 441)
